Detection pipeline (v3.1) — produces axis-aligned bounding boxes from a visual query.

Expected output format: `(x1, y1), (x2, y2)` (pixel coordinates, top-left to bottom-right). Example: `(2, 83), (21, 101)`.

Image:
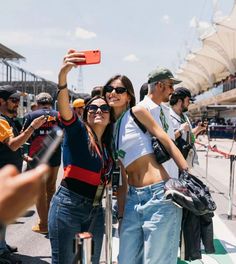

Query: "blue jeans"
(118, 181), (182, 264)
(48, 186), (104, 264)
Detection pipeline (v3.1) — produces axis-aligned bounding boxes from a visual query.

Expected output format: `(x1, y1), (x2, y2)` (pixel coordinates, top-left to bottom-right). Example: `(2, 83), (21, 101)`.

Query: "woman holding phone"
(102, 75), (188, 264)
(48, 49), (114, 264)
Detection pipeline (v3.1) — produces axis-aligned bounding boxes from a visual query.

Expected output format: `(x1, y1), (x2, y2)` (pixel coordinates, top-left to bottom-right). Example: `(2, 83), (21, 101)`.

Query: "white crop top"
(114, 110), (153, 168)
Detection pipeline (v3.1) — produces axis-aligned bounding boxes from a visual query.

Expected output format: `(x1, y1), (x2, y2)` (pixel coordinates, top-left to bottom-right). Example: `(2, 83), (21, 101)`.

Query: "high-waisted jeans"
(48, 186), (104, 264)
(118, 181), (182, 264)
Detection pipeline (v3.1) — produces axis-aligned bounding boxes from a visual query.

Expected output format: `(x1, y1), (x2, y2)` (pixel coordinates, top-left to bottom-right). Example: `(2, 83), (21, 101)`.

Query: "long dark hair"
(82, 95), (114, 158)
(102, 74), (136, 107)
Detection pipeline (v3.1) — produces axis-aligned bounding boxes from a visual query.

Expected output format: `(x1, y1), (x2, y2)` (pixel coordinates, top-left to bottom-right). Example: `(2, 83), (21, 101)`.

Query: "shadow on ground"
(13, 253), (51, 264)
(22, 210), (35, 218)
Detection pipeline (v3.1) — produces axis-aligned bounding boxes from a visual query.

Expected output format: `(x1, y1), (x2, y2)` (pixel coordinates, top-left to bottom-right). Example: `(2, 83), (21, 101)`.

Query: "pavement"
(5, 135), (236, 263)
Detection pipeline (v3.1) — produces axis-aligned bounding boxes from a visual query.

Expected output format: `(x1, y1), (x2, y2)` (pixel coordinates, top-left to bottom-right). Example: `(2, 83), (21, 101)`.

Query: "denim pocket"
(57, 187), (92, 209)
(152, 188), (166, 201)
(59, 196), (90, 209)
(150, 188), (177, 213)
(153, 189), (183, 212)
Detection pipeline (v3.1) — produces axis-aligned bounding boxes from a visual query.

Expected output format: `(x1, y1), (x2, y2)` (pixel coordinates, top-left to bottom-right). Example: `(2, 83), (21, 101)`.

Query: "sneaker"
(32, 224), (48, 234)
(6, 245), (17, 253)
(0, 252), (22, 264)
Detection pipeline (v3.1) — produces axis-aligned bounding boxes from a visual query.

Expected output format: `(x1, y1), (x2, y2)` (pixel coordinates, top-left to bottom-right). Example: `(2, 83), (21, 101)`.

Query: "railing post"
(73, 232), (93, 264)
(105, 185), (113, 264)
(205, 126), (212, 180)
(205, 144), (209, 179)
(228, 155), (236, 220)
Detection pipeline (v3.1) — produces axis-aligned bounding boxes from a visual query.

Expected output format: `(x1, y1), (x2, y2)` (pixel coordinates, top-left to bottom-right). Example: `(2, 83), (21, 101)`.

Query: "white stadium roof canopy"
(176, 1), (236, 95)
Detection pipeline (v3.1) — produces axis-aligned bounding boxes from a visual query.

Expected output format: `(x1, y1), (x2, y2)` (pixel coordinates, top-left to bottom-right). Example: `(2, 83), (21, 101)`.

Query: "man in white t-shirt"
(138, 67), (181, 179)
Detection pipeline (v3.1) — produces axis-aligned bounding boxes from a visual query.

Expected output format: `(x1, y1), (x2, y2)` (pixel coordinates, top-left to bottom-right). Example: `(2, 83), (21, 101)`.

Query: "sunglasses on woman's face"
(87, 104), (110, 114)
(104, 85), (127, 94)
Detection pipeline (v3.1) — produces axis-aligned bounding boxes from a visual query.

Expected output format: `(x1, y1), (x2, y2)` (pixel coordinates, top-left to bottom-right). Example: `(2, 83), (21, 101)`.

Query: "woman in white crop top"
(103, 75), (188, 264)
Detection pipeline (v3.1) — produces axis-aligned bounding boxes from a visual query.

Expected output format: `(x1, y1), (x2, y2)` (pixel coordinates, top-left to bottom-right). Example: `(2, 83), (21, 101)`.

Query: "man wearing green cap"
(147, 67), (182, 85)
(138, 67), (181, 179)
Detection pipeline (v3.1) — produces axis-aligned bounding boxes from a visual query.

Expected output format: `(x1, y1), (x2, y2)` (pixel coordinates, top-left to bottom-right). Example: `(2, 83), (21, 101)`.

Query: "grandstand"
(175, 2), (236, 122)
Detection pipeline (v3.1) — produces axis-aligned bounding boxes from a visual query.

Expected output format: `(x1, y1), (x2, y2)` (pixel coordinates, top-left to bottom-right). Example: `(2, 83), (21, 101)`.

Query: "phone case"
(28, 127), (63, 168)
(77, 50), (101, 65)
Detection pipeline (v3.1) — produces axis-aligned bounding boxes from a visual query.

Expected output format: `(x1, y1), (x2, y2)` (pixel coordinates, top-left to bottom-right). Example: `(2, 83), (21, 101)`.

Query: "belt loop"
(128, 185), (133, 195)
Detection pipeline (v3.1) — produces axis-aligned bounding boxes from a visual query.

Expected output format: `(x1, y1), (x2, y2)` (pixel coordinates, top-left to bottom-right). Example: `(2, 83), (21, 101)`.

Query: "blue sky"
(0, 0), (234, 97)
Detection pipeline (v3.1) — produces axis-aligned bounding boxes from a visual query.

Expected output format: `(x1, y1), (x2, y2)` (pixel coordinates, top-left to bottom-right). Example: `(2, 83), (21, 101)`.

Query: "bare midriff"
(125, 153), (169, 187)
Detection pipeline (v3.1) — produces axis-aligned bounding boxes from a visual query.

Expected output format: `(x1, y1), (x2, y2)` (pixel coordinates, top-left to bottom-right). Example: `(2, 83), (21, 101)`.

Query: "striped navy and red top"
(60, 114), (112, 199)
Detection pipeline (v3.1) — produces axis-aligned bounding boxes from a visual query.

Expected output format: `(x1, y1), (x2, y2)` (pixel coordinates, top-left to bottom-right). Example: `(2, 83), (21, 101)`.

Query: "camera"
(112, 166), (121, 194)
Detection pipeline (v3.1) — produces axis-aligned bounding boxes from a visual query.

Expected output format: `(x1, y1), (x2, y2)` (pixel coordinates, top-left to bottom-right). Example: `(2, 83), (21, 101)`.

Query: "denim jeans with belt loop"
(48, 186), (104, 264)
(118, 181), (182, 264)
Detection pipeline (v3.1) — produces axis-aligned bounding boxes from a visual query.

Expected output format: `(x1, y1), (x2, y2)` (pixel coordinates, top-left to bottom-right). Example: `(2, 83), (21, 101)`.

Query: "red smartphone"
(76, 50), (101, 65)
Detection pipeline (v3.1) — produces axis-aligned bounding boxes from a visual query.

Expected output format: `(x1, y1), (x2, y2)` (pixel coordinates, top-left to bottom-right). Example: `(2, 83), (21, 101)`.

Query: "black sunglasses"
(8, 98), (20, 103)
(104, 85), (127, 94)
(87, 104), (110, 113)
(160, 81), (174, 88)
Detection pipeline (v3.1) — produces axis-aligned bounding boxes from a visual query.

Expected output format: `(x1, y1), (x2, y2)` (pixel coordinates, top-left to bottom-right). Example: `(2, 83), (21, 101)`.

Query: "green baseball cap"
(148, 67), (181, 84)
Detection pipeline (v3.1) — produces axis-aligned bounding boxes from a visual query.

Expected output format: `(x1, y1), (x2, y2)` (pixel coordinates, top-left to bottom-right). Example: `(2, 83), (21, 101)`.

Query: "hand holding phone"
(76, 50), (101, 65)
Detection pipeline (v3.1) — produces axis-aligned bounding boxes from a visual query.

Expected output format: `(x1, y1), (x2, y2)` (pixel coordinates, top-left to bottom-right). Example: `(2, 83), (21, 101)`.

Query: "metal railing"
(195, 130), (235, 220)
(73, 184), (114, 264)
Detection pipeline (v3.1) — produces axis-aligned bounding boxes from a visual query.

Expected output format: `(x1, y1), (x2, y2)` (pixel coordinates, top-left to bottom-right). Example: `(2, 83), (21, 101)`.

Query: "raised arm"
(132, 105), (188, 171)
(5, 116), (46, 151)
(57, 49), (86, 121)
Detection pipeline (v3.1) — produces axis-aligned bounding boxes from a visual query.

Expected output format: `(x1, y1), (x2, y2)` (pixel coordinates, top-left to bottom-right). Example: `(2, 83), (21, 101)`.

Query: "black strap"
(131, 109), (177, 147)
(170, 114), (182, 124)
(0, 114), (20, 137)
(130, 108), (147, 133)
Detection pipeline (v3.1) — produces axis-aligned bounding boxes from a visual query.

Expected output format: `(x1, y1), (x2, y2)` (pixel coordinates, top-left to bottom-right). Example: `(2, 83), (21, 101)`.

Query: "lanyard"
(159, 106), (169, 133)
(180, 114), (187, 124)
(113, 111), (127, 160)
(92, 143), (113, 208)
(91, 127), (112, 184)
(180, 114), (195, 144)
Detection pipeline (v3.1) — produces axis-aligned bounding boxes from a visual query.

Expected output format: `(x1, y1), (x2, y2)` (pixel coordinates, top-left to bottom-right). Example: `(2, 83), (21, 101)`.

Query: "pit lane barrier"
(195, 140), (235, 221)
